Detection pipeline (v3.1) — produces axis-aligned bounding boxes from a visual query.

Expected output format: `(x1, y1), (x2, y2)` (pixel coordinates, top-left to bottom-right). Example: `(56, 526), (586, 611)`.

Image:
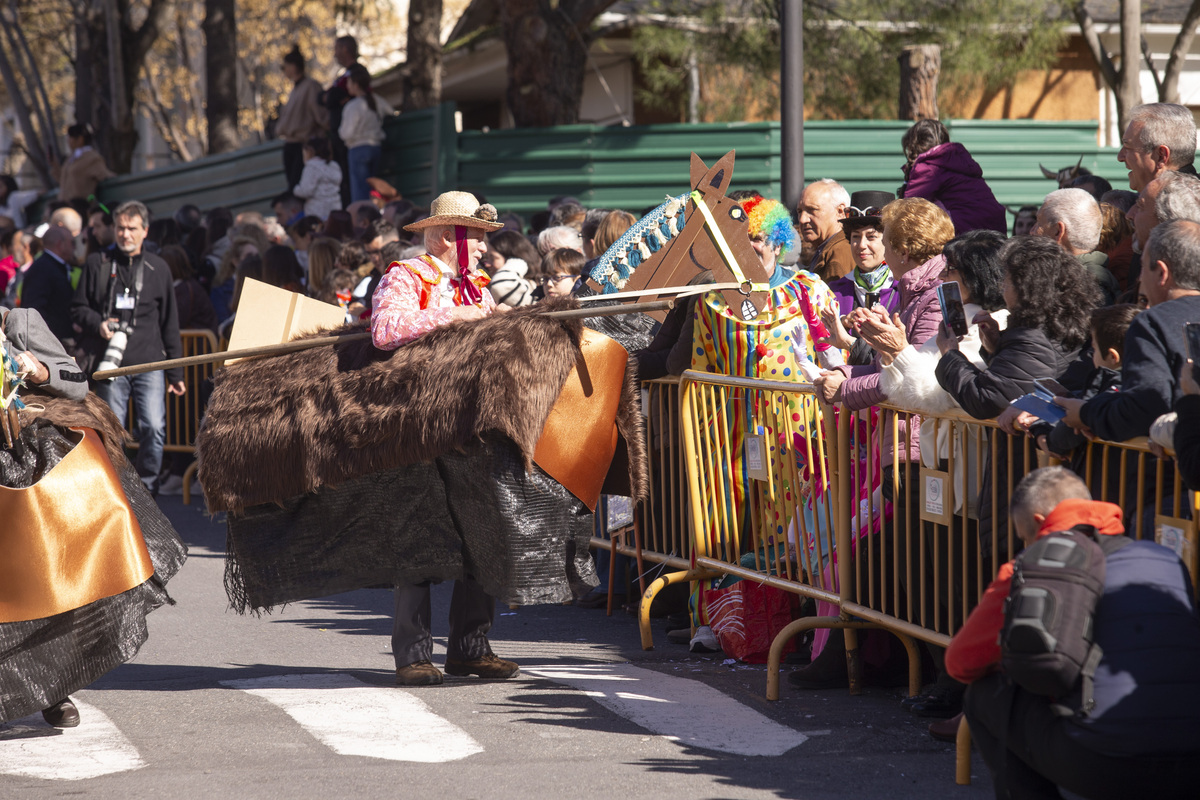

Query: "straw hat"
(404, 191), (503, 233)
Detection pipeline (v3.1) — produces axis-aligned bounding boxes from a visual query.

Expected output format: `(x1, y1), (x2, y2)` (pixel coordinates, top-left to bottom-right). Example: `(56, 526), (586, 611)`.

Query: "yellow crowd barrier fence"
(672, 369), (1199, 704)
(122, 329), (219, 505)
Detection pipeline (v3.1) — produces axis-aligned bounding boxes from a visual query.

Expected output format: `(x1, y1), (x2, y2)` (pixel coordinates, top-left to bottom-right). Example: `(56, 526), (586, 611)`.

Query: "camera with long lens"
(95, 321), (134, 377)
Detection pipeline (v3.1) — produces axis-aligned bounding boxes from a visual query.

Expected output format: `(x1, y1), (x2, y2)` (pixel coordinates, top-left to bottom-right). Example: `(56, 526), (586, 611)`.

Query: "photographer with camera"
(71, 200), (184, 496)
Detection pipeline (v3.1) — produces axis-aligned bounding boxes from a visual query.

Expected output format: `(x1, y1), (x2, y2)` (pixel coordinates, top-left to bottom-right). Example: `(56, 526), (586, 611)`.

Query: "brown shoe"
(42, 698), (80, 728)
(444, 654), (520, 679)
(396, 660), (443, 686)
(928, 711), (965, 743)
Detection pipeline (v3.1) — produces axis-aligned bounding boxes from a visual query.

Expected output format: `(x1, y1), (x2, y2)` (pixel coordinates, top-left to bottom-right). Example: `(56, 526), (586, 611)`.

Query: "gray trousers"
(392, 580), (495, 668)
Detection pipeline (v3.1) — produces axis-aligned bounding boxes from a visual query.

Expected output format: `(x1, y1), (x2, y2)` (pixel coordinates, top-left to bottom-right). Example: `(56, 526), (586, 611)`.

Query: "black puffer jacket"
(934, 326), (1070, 420)
(934, 325), (1075, 561)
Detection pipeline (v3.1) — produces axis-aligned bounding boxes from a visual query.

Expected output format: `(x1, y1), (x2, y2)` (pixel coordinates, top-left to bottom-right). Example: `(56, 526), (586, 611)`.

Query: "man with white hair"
(1117, 102), (1198, 191)
(371, 190), (521, 687)
(1123, 170), (1200, 291)
(1035, 187), (1119, 304)
(797, 178), (853, 281)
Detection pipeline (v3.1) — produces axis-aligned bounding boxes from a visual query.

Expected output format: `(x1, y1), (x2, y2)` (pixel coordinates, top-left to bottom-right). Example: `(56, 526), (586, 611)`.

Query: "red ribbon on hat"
(454, 225), (484, 305)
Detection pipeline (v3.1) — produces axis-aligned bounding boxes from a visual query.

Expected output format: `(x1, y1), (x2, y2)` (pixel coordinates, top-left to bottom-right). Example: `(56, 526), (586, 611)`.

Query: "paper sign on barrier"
(919, 467), (953, 526)
(744, 433), (769, 482)
(1156, 515), (1199, 588)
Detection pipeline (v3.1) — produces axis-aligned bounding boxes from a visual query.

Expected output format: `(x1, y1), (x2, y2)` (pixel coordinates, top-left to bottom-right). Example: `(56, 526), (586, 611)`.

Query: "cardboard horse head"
(587, 151), (772, 321)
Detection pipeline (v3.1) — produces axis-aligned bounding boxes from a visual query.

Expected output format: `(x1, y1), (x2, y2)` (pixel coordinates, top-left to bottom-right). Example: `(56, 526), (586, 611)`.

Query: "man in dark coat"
(20, 225), (79, 347)
(70, 200), (184, 495)
(1061, 219), (1200, 442)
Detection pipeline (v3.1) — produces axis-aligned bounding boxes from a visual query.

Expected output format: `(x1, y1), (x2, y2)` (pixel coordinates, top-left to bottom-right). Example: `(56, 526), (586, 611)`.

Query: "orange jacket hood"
(1037, 498), (1125, 539)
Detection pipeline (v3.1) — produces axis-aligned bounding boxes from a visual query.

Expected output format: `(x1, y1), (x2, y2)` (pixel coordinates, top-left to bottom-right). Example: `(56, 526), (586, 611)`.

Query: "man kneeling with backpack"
(946, 467), (1200, 799)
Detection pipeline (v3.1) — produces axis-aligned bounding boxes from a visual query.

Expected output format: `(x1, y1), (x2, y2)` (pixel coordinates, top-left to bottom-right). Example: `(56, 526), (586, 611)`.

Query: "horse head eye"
(729, 206), (744, 220)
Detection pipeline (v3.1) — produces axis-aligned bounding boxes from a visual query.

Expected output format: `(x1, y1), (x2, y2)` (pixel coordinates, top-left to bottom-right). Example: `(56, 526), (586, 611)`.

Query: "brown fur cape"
(198, 297), (645, 515)
(23, 391), (131, 466)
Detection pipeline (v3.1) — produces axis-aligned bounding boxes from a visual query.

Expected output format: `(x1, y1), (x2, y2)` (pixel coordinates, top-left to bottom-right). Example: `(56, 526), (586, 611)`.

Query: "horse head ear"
(1039, 163), (1058, 180)
(690, 153), (709, 188)
(692, 150), (736, 198)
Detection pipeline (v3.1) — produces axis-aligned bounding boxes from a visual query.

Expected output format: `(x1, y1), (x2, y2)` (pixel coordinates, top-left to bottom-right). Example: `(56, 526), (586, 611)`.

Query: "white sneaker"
(689, 625), (721, 653)
(159, 475), (187, 496)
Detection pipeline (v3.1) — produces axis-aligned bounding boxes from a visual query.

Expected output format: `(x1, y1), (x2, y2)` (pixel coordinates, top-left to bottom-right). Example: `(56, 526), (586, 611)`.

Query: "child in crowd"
(293, 136), (343, 221)
(1033, 304), (1141, 469)
(540, 247), (584, 299)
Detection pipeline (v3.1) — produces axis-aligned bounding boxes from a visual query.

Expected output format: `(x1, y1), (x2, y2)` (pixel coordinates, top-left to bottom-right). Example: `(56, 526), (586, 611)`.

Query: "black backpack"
(1001, 525), (1131, 714)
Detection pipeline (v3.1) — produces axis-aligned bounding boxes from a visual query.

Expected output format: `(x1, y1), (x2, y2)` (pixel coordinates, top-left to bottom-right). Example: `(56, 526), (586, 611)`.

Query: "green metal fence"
(101, 140), (289, 218)
(98, 107), (1123, 224)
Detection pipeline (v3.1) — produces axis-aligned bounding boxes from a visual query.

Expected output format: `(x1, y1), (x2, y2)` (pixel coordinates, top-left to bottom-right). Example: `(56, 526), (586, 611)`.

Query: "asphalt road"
(1, 493), (995, 799)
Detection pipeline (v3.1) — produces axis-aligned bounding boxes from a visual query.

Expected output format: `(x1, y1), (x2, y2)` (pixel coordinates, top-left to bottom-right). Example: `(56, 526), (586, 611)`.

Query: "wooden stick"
(577, 282), (741, 303)
(92, 299), (674, 380)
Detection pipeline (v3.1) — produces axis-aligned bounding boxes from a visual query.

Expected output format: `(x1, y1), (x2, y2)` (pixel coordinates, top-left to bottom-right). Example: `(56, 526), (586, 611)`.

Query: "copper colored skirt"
(0, 424), (187, 723)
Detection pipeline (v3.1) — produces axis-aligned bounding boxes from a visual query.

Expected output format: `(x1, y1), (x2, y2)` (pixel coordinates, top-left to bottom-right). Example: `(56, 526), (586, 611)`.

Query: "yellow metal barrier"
(677, 369), (923, 697)
(588, 378), (703, 647)
(123, 329), (219, 504)
(675, 370), (1197, 706)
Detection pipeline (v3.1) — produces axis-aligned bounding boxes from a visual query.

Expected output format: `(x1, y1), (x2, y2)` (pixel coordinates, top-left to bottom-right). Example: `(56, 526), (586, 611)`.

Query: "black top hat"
(841, 190), (896, 232)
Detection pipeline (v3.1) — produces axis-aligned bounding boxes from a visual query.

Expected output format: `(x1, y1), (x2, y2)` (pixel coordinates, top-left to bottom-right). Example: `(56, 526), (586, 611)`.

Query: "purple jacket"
(900, 142), (1008, 235)
(829, 272), (901, 318)
(837, 256), (946, 464)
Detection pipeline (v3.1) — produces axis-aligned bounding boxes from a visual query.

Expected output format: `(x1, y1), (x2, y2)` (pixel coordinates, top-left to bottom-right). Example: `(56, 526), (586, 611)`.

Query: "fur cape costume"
(196, 297), (651, 611)
(1, 394), (187, 723)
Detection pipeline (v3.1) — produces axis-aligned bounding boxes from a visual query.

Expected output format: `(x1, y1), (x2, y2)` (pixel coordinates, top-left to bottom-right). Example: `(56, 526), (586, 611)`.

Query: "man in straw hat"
(370, 190), (520, 686)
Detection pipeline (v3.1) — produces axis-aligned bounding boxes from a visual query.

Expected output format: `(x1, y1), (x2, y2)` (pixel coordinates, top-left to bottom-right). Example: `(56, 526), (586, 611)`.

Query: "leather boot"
(41, 698), (80, 728)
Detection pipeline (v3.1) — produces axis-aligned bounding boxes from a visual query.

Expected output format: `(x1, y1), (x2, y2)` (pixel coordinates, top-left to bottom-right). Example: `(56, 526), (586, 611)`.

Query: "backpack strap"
(1079, 642), (1104, 716)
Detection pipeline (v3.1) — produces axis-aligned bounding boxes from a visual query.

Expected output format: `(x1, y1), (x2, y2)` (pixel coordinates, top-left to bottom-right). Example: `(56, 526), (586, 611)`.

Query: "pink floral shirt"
(370, 254), (495, 350)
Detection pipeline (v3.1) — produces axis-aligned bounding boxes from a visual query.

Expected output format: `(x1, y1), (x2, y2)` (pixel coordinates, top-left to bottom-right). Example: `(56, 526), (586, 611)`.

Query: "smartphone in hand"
(1033, 378), (1071, 398)
(937, 281), (969, 339)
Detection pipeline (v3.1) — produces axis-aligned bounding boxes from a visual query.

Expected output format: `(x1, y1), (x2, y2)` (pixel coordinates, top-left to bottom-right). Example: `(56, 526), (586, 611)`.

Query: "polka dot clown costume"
(688, 197), (847, 632)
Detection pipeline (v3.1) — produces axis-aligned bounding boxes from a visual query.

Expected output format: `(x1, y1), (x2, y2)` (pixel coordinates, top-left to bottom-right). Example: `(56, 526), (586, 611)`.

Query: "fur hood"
(197, 297), (645, 514)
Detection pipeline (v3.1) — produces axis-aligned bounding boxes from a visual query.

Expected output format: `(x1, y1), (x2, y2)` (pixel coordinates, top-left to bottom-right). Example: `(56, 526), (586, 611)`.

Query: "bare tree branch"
(141, 71), (194, 162)
(7, 0), (60, 162)
(0, 36), (51, 185)
(1163, 0), (1200, 103)
(1141, 35), (1163, 98)
(1072, 1), (1118, 91)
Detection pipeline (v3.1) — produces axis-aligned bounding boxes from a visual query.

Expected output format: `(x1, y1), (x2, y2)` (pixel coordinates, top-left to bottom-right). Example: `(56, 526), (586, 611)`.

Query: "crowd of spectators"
(3, 97), (1200, 797)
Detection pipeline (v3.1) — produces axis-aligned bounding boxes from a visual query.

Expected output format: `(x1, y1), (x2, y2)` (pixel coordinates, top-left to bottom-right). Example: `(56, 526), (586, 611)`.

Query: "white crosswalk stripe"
(221, 673), (483, 763)
(524, 663), (812, 756)
(0, 699), (145, 780)
(1, 663), (813, 779)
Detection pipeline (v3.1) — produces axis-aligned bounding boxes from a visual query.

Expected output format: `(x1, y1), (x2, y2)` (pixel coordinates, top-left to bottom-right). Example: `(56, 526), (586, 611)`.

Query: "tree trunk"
(898, 44), (940, 120)
(74, 6), (114, 164)
(1115, 0), (1143, 135)
(1162, 0), (1200, 103)
(203, 0), (239, 154)
(499, 0), (589, 126)
(403, 0), (443, 112)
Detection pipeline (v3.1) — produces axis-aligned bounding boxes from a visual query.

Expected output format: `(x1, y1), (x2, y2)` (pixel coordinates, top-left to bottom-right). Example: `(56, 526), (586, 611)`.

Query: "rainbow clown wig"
(739, 196), (797, 254)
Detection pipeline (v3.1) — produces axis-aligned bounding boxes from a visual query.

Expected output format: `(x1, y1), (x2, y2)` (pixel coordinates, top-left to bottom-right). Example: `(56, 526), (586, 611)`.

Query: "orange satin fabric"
(0, 428), (153, 623)
(534, 329), (628, 511)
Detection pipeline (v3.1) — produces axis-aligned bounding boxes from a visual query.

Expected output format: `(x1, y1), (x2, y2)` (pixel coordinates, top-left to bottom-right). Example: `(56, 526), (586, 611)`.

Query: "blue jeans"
(97, 371), (166, 493)
(347, 144), (381, 204)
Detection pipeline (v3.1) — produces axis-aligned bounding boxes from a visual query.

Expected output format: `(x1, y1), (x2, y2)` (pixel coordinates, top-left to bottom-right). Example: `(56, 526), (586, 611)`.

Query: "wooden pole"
(91, 299), (675, 380)
(898, 44), (941, 120)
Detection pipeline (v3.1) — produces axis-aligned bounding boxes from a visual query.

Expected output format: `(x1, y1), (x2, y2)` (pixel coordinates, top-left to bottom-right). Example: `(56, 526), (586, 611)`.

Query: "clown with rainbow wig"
(686, 194), (847, 647)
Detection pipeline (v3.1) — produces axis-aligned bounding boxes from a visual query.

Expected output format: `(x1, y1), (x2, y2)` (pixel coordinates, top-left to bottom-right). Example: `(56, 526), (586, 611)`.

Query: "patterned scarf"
(850, 262), (892, 307)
